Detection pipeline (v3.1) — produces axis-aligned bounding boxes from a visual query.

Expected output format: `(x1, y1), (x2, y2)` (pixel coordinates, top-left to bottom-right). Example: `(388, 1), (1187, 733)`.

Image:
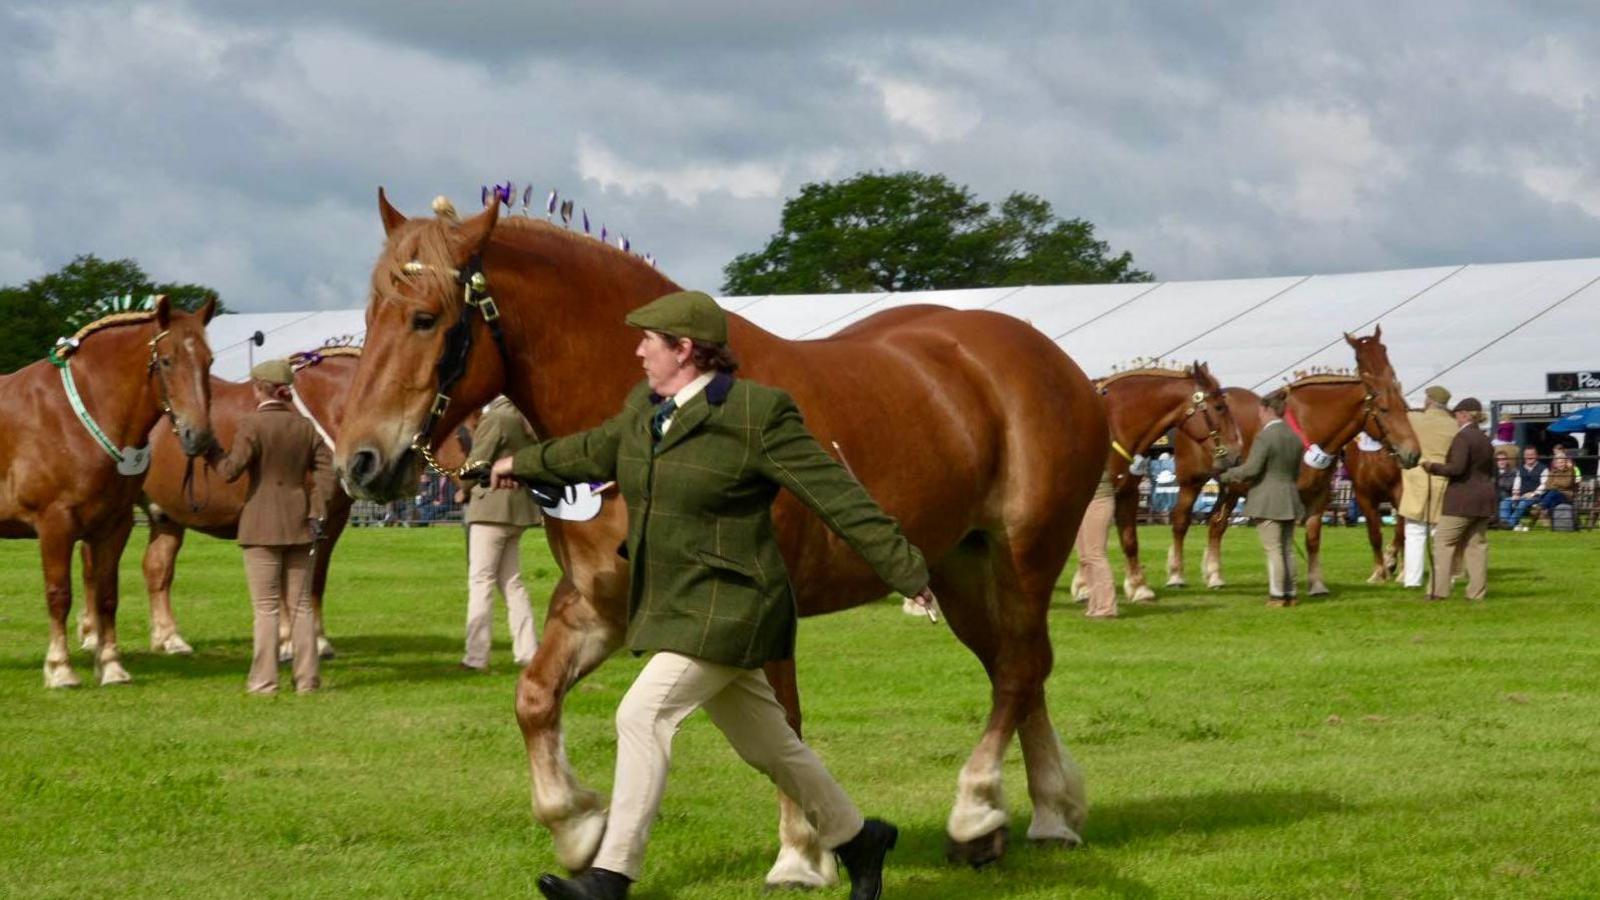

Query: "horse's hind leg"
(1017, 696), (1086, 846)
(1114, 485), (1156, 602)
(1356, 492), (1388, 583)
(761, 657), (840, 890)
(1204, 492), (1240, 588)
(310, 502), (352, 659)
(85, 512), (135, 685)
(143, 518), (192, 653)
(936, 532), (1067, 867)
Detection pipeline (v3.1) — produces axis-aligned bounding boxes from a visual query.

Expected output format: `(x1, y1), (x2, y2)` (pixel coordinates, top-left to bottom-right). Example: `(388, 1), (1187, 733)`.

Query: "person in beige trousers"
(207, 359), (336, 694)
(461, 396), (539, 671)
(1399, 386), (1459, 588)
(1076, 466), (1118, 618)
(1219, 393), (1305, 606)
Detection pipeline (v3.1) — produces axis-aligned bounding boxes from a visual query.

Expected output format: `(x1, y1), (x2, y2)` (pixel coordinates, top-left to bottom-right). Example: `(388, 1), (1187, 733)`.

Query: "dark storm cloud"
(3, 1), (1600, 313)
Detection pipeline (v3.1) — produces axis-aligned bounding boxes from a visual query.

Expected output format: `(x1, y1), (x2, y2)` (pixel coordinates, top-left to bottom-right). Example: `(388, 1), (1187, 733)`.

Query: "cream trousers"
(242, 545), (316, 693)
(1075, 494), (1116, 616)
(464, 523), (537, 668)
(592, 652), (864, 881)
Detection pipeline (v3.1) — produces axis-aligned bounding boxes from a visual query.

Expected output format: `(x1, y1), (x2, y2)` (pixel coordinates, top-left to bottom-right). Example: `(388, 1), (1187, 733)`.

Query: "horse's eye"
(412, 312), (437, 332)
(160, 357), (173, 370)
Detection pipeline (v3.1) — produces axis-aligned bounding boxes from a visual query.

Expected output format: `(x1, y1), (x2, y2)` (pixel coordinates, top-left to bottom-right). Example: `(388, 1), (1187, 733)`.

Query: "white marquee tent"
(207, 257), (1600, 405)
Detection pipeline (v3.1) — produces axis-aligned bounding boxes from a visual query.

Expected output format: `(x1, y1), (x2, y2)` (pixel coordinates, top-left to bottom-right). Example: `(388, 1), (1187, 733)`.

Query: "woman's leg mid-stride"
(284, 544), (318, 691)
(591, 652), (746, 881)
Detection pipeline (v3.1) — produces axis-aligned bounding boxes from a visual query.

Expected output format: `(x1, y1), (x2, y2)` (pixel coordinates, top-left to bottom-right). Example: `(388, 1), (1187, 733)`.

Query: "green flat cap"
(624, 290), (728, 345)
(1424, 385), (1451, 406)
(250, 358), (295, 386)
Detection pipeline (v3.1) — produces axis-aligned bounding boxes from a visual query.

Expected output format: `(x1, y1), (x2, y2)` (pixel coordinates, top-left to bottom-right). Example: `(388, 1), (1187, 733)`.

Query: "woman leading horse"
(334, 193), (1107, 888)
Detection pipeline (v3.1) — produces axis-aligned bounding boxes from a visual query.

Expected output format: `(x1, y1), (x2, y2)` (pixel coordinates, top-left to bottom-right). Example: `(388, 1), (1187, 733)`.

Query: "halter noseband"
(1179, 387), (1232, 461)
(406, 254), (507, 477)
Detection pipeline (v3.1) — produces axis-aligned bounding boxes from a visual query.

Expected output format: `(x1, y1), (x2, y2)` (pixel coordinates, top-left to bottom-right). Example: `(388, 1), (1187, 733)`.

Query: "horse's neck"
(1293, 386), (1364, 450)
(489, 239), (670, 436)
(1108, 380), (1186, 455)
(69, 330), (160, 448)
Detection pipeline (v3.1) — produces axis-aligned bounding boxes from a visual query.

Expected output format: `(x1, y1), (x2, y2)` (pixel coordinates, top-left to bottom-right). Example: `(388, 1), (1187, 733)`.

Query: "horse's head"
(1183, 361), (1244, 470)
(337, 189), (506, 500)
(1344, 325), (1421, 468)
(151, 295), (218, 456)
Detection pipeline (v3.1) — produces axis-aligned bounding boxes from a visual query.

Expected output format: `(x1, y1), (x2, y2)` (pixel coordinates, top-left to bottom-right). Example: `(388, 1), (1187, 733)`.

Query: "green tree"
(0, 255), (224, 373)
(721, 171), (1151, 295)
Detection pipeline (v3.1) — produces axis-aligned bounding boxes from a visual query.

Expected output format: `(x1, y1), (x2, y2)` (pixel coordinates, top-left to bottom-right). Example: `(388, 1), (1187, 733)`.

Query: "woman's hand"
(488, 455), (519, 490)
(907, 586), (940, 623)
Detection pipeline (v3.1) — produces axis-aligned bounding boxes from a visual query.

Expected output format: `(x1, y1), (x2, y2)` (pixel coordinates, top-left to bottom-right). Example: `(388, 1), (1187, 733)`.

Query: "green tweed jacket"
(466, 398), (542, 527)
(511, 373), (928, 669)
(1219, 419), (1305, 522)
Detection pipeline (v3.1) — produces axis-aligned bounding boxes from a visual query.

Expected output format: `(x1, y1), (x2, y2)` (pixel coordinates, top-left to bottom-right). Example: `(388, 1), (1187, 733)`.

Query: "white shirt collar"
(1263, 418), (1284, 430)
(670, 371), (716, 408)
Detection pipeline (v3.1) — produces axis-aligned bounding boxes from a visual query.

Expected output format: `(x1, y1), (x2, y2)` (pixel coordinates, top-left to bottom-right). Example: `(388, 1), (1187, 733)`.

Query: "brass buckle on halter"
(477, 296), (500, 322)
(430, 393), (450, 418)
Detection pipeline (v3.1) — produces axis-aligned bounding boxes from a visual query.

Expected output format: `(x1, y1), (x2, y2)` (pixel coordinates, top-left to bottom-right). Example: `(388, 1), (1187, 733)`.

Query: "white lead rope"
(290, 387), (337, 453)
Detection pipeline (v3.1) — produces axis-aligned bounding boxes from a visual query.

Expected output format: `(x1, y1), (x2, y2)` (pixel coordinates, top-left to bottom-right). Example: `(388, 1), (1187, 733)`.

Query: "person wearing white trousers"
(1398, 386), (1458, 588)
(462, 397), (540, 670)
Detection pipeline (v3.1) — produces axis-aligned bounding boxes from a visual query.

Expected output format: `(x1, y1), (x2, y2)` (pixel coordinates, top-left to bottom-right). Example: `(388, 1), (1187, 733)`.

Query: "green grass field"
(3, 523), (1599, 898)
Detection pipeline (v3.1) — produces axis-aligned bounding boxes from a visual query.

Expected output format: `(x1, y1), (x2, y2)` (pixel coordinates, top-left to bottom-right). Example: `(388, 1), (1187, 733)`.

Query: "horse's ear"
(1344, 331), (1358, 348)
(197, 294), (218, 325)
(378, 187), (407, 236)
(1372, 323), (1382, 341)
(451, 197), (500, 260)
(153, 294), (172, 329)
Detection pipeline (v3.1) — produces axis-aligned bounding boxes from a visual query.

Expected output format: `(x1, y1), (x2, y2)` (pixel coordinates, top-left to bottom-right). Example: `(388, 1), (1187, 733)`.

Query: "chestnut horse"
(1340, 443), (1405, 582)
(77, 348), (366, 658)
(1184, 330), (1421, 595)
(1070, 364), (1242, 602)
(1165, 388), (1262, 588)
(334, 194), (1107, 885)
(0, 298), (216, 687)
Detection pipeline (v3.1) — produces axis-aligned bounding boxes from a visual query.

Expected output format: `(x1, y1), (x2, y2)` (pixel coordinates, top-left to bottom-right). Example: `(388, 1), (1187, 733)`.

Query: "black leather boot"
(834, 818), (899, 900)
(535, 868), (631, 900)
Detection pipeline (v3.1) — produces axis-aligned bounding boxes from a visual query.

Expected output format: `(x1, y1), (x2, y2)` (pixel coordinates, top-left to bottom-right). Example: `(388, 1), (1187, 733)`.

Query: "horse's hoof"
(764, 843), (837, 890)
(160, 635), (194, 655)
(1165, 577), (1188, 588)
(44, 664), (82, 689)
(97, 660), (132, 686)
(1206, 577), (1226, 589)
(1028, 835), (1083, 850)
(1309, 585), (1331, 597)
(946, 825), (1008, 868)
(1131, 585), (1158, 604)
(80, 633), (100, 651)
(317, 637), (336, 660)
(277, 644), (293, 664)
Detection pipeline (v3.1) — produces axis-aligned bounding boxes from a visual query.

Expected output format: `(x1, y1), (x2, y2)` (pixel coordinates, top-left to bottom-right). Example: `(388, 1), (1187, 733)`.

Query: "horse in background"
(1072, 363), (1242, 602)
(1192, 329), (1420, 595)
(1339, 439), (1405, 582)
(333, 192), (1107, 886)
(1165, 388), (1262, 588)
(0, 297), (216, 687)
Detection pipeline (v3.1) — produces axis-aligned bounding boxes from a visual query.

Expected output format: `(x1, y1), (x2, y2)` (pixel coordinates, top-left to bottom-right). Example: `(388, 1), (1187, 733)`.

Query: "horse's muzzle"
(177, 425), (213, 458)
(340, 445), (416, 501)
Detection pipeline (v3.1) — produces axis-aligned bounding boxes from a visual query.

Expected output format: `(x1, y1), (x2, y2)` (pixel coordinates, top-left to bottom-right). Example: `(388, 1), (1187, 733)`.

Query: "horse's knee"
(515, 673), (557, 732)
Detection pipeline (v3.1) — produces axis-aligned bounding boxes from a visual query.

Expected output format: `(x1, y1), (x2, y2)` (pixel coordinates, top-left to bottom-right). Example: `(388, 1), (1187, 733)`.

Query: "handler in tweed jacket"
(491, 290), (935, 900)
(1219, 392), (1305, 606)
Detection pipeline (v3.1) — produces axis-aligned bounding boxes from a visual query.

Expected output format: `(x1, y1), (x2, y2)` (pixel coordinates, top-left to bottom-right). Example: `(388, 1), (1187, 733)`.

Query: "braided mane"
(290, 342), (363, 371)
(1096, 365), (1193, 388)
(1282, 371), (1361, 389)
(53, 311), (160, 361)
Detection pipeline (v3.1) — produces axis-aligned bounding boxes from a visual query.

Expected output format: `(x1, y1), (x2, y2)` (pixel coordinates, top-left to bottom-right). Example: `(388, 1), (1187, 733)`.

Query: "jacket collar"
(648, 371), (734, 407)
(650, 372), (735, 455)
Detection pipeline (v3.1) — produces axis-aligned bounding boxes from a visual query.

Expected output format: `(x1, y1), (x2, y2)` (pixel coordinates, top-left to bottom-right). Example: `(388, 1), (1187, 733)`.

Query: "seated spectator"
(1541, 447), (1580, 518)
(1495, 448), (1519, 528)
(1505, 445), (1549, 530)
(1150, 452), (1178, 517)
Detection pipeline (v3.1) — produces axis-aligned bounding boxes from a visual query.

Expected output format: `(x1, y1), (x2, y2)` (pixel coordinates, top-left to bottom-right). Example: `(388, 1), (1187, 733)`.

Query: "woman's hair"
(1552, 446), (1571, 465)
(660, 332), (740, 375)
(1262, 393), (1288, 416)
(253, 379), (292, 402)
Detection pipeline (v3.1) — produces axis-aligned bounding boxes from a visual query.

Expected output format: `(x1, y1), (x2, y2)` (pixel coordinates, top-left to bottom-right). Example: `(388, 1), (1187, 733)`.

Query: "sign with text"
(1546, 371), (1600, 393)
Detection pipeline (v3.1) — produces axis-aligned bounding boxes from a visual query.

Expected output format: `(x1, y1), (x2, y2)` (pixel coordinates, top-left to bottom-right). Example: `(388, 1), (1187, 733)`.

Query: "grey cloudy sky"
(3, 1), (1599, 312)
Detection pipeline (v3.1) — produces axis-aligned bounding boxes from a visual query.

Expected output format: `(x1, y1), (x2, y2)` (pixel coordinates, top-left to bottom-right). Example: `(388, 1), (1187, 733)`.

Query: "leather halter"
(1179, 388), (1232, 460)
(406, 254), (508, 476)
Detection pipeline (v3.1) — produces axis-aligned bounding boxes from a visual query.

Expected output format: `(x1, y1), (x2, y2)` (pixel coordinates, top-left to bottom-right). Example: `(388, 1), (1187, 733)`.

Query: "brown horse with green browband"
(0, 297), (216, 688)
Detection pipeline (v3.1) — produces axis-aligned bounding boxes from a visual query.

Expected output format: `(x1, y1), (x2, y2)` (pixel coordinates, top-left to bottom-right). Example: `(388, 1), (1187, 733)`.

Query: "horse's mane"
(290, 342), (362, 371)
(372, 201), (677, 318)
(1097, 364), (1194, 388)
(1281, 368), (1360, 390)
(52, 310), (160, 361)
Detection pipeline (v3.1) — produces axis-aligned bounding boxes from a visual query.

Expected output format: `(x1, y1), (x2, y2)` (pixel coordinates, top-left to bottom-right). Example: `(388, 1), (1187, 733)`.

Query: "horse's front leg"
(1114, 483), (1156, 602)
(1166, 481), (1202, 587)
(41, 513), (82, 688)
(84, 512), (135, 685)
(762, 657), (840, 889)
(142, 517), (193, 653)
(517, 573), (625, 872)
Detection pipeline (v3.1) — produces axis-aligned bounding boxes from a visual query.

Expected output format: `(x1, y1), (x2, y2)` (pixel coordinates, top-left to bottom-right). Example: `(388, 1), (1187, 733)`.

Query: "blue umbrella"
(1547, 405), (1600, 433)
